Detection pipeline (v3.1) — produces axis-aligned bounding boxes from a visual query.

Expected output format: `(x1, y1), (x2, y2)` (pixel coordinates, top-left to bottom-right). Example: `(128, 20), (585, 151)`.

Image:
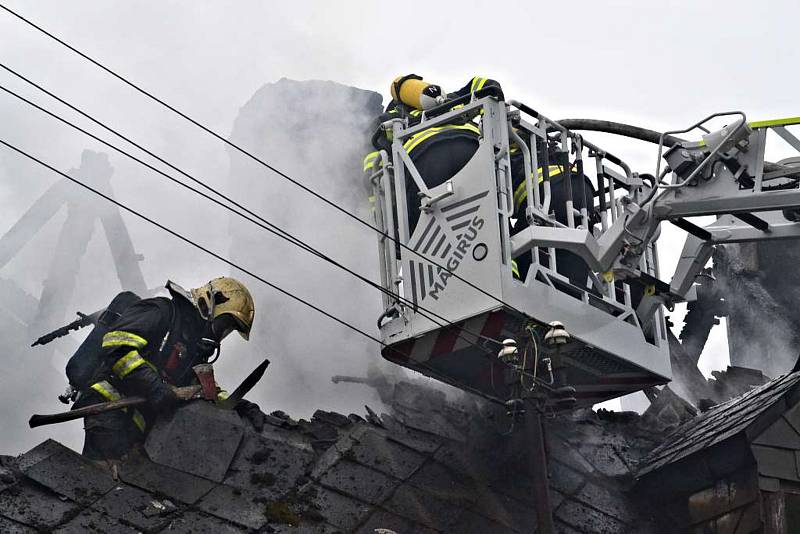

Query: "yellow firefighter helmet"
(191, 277), (255, 340)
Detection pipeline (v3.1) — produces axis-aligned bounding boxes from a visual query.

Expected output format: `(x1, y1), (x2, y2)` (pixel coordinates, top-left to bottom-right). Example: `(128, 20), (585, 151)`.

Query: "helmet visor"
(212, 314), (250, 341)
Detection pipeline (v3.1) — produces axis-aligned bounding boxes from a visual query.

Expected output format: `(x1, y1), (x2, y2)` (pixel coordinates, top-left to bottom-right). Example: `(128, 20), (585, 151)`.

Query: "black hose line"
(555, 119), (685, 147)
(555, 118), (795, 177)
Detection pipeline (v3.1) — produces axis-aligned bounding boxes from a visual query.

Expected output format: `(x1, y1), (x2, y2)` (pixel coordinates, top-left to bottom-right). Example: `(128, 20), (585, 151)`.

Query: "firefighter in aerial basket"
(509, 143), (600, 285)
(364, 74), (504, 233)
(70, 277), (266, 460)
(363, 74), (599, 287)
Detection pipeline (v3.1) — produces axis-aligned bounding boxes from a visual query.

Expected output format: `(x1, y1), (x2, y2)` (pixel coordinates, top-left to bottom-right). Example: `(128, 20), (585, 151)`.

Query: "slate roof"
(0, 379), (666, 533)
(637, 371), (800, 477)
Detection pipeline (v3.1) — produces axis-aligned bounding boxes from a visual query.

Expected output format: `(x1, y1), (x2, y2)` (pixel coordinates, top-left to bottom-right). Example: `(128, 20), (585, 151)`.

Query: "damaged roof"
(637, 371), (800, 477)
(0, 380), (667, 533)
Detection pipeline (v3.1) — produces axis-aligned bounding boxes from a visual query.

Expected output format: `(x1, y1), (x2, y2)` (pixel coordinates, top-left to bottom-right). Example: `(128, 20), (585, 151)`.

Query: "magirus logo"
(407, 191), (488, 304)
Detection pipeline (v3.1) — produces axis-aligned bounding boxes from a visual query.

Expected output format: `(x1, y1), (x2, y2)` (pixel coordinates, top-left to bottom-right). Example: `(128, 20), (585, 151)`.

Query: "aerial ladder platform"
(366, 89), (800, 410)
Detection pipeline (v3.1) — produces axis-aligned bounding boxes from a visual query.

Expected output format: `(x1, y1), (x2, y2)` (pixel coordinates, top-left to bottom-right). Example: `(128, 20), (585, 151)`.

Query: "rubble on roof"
(3, 362), (794, 533)
(705, 365), (770, 404)
(0, 373), (674, 533)
(640, 387), (697, 432)
(637, 371), (800, 478)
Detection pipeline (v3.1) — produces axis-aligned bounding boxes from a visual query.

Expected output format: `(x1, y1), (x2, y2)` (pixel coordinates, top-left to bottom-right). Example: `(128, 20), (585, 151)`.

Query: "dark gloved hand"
(125, 364), (179, 413)
(235, 399), (266, 432)
(147, 383), (179, 412)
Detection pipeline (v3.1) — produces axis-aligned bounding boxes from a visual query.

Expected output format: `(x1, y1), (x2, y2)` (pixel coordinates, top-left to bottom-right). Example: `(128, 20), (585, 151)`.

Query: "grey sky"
(1, 0), (798, 448)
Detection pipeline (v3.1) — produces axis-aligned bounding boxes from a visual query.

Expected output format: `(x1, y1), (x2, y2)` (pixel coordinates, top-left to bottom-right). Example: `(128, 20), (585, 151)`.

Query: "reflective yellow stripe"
(91, 381), (145, 432)
(513, 166), (566, 210)
(469, 77), (488, 94)
(91, 380), (121, 401)
(409, 109), (422, 117)
(102, 331), (147, 350)
(511, 259), (520, 279)
(363, 151), (380, 172)
(749, 116), (800, 129)
(112, 350), (149, 378)
(130, 412), (146, 432)
(403, 123), (481, 154)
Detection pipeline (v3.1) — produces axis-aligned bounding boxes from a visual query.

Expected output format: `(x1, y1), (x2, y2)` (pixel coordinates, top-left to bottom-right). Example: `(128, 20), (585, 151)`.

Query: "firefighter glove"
(148, 383), (179, 412)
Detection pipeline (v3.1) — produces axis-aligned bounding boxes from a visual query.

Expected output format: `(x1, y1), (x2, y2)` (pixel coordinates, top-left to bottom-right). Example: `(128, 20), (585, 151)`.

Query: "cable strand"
(0, 2), (531, 321)
(0, 136), (389, 348)
(0, 72), (502, 354)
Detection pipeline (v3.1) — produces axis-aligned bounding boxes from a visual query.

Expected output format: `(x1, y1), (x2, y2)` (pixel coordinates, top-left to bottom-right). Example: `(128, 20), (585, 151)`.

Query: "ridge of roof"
(637, 371), (800, 477)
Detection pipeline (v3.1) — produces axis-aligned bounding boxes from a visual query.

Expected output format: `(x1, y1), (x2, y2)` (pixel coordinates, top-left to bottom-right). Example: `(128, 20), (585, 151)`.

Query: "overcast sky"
(1, 0), (799, 450)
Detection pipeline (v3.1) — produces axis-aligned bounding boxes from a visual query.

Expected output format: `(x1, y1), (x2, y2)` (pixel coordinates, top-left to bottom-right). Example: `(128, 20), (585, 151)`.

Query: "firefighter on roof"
(73, 276), (265, 460)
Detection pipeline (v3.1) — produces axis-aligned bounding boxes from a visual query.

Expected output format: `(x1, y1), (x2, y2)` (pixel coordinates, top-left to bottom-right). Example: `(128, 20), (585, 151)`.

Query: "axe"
(29, 358), (270, 428)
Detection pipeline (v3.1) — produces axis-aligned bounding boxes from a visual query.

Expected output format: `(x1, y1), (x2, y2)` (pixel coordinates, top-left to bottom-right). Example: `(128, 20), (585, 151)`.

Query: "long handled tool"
(29, 358), (270, 428)
(28, 386), (201, 428)
(216, 358), (270, 410)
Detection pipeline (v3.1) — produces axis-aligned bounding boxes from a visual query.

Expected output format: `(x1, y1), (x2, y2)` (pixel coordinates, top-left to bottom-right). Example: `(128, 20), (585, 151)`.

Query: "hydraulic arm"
(511, 112), (800, 328)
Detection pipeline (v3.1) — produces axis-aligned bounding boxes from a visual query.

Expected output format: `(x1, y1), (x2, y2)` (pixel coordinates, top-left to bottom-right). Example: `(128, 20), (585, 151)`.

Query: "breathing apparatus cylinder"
(391, 75), (444, 111)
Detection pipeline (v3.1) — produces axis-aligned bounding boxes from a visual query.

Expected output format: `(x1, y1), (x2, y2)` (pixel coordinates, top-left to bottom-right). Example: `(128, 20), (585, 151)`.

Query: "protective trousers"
(73, 389), (143, 460)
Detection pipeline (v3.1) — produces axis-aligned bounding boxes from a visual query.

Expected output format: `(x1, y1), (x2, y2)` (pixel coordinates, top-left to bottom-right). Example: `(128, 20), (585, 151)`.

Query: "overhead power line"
(0, 69), (502, 355)
(0, 2), (531, 321)
(1, 138), (508, 398)
(0, 136), (392, 348)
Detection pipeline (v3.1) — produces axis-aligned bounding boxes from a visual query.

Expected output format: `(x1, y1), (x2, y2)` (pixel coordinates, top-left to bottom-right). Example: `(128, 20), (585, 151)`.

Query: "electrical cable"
(0, 3), (532, 321)
(0, 136), (392, 348)
(3, 137), (509, 389)
(0, 77), (504, 356)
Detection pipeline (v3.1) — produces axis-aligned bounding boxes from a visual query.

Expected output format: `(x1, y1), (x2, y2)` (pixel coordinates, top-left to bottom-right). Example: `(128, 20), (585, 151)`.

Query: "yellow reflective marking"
(476, 77), (488, 92)
(469, 77), (479, 93)
(91, 380), (121, 401)
(362, 151), (380, 172)
(403, 124), (480, 154)
(511, 259), (520, 279)
(111, 350), (148, 378)
(91, 380), (145, 432)
(131, 411), (146, 432)
(749, 116), (800, 129)
(602, 271), (614, 283)
(102, 330), (147, 350)
(513, 166), (566, 210)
